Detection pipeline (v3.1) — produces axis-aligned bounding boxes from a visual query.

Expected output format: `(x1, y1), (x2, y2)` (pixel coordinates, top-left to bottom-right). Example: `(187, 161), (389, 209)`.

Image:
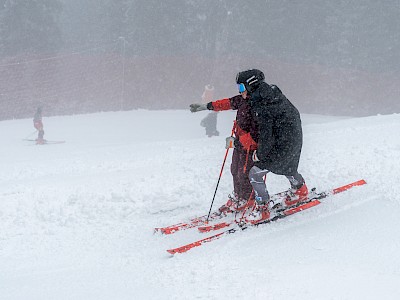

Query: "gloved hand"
(239, 132), (257, 151)
(252, 150), (260, 162)
(225, 136), (236, 149)
(189, 103), (207, 113)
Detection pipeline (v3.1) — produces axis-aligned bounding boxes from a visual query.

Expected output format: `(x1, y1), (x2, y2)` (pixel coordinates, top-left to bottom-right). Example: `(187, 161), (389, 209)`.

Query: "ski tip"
(332, 179), (367, 194)
(353, 179), (367, 185)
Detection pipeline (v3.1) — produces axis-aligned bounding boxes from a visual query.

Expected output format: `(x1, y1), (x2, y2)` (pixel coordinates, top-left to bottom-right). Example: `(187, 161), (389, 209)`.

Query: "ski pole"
(24, 130), (37, 139)
(206, 123), (235, 222)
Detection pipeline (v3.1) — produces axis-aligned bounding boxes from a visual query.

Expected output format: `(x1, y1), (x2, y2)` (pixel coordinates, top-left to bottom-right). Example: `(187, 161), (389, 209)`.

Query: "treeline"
(0, 0), (399, 119)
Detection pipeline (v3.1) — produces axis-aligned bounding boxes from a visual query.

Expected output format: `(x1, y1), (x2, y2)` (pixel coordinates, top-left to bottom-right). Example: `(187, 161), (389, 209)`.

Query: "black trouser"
(231, 146), (254, 201)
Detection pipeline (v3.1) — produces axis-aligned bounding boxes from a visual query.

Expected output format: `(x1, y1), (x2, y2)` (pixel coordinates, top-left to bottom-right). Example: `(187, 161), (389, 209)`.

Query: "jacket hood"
(249, 82), (281, 107)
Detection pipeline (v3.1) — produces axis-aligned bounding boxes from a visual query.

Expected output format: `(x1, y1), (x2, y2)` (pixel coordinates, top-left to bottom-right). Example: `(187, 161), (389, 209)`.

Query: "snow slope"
(1, 109), (400, 300)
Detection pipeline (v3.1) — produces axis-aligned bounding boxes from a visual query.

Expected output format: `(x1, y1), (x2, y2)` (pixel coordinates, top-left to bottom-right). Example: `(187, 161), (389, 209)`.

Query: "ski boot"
(36, 138), (46, 145)
(218, 193), (248, 214)
(245, 200), (271, 225)
(284, 183), (309, 207)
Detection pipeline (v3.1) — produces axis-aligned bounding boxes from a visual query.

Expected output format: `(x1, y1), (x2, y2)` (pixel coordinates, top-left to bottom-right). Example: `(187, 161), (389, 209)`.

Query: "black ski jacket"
(249, 82), (303, 175)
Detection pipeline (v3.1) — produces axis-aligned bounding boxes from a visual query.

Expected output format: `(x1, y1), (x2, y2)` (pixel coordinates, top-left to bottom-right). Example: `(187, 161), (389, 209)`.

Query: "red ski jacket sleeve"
(208, 98), (231, 111)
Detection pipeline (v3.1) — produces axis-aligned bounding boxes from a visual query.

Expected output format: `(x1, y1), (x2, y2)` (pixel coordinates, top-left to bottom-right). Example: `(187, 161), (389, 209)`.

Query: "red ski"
(155, 189), (292, 235)
(197, 179), (366, 233)
(154, 211), (230, 235)
(23, 139), (65, 145)
(167, 200), (321, 255)
(167, 179), (366, 255)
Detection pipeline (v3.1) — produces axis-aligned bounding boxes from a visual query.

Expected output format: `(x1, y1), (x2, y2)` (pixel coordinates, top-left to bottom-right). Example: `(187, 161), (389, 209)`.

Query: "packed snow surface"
(1, 109), (400, 299)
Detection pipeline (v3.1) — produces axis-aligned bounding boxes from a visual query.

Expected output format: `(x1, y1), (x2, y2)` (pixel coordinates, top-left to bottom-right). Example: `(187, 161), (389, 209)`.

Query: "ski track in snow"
(1, 110), (400, 299)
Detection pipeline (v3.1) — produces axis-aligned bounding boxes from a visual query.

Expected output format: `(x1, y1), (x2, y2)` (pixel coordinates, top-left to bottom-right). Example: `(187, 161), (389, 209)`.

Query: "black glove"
(189, 103), (207, 113)
(225, 136), (236, 149)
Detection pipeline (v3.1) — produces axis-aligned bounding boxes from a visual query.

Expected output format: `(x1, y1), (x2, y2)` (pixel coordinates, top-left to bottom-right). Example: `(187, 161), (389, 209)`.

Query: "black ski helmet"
(236, 69), (265, 93)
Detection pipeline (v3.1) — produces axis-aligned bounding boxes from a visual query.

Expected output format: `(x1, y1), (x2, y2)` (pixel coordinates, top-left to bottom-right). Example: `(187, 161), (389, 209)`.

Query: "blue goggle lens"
(237, 83), (246, 93)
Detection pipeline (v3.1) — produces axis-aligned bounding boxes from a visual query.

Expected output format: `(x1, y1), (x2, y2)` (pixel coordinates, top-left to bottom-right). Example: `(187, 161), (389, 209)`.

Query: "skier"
(235, 69), (308, 224)
(190, 84), (259, 214)
(33, 107), (45, 144)
(199, 85), (219, 137)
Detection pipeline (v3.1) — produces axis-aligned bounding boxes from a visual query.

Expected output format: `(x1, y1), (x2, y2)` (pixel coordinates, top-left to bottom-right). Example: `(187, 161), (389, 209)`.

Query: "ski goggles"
(237, 83), (246, 93)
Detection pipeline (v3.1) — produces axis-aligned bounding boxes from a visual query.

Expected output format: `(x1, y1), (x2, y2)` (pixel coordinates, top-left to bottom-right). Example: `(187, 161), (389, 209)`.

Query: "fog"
(0, 0), (399, 120)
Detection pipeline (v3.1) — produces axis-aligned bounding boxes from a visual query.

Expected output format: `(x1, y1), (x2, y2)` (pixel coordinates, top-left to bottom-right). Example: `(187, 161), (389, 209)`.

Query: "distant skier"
(190, 83), (259, 214)
(235, 69), (308, 224)
(199, 85), (219, 137)
(200, 111), (219, 137)
(33, 107), (45, 144)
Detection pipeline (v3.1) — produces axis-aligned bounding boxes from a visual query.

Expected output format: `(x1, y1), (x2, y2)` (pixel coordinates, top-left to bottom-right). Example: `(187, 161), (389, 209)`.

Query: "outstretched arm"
(190, 98), (232, 113)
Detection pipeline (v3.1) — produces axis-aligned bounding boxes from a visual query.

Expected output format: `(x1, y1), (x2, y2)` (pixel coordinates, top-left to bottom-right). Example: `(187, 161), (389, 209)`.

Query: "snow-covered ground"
(1, 109), (400, 299)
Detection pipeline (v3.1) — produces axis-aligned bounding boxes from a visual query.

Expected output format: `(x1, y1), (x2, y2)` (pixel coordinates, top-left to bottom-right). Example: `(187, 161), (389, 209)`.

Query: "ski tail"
(154, 212), (225, 235)
(198, 221), (233, 233)
(167, 229), (237, 255)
